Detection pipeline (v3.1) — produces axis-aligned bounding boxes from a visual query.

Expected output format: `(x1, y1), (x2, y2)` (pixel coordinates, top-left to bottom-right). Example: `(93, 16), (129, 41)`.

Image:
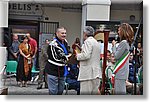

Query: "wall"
(43, 6), (141, 46)
(8, 4), (141, 46)
(110, 9), (141, 22)
(43, 7), (82, 47)
(0, 1), (8, 27)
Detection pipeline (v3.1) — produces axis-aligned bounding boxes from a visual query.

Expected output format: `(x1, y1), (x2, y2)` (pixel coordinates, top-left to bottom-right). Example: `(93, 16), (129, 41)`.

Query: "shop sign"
(9, 3), (43, 16)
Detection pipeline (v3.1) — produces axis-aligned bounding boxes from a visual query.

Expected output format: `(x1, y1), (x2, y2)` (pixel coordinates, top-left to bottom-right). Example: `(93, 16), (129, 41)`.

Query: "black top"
(45, 37), (68, 77)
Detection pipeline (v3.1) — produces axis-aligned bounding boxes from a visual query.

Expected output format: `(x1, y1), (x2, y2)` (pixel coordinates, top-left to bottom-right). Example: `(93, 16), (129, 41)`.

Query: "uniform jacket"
(77, 37), (101, 81)
(45, 37), (68, 77)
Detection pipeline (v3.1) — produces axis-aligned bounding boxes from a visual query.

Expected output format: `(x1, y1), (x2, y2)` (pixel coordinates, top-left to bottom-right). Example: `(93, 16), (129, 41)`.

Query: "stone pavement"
(3, 77), (77, 95)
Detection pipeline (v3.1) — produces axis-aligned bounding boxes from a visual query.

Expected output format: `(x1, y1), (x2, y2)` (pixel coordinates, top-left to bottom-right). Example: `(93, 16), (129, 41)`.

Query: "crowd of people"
(3, 23), (143, 95)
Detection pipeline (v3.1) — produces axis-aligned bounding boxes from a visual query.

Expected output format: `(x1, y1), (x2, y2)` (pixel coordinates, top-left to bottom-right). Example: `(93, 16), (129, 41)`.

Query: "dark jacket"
(45, 37), (69, 77)
(128, 61), (138, 83)
(8, 40), (20, 61)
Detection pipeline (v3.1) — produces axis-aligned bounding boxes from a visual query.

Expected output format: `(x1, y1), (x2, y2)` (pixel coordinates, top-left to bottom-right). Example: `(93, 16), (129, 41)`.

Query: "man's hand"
(32, 55), (35, 58)
(112, 40), (117, 47)
(74, 50), (78, 59)
(13, 53), (18, 58)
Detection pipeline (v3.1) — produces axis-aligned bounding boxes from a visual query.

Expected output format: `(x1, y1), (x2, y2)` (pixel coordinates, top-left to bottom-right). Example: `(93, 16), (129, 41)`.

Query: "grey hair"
(56, 27), (66, 32)
(83, 26), (95, 36)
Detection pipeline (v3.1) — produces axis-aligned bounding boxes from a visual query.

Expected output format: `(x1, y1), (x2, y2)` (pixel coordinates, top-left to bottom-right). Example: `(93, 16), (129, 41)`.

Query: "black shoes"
(45, 84), (48, 88)
(37, 84), (42, 90)
(37, 82), (48, 89)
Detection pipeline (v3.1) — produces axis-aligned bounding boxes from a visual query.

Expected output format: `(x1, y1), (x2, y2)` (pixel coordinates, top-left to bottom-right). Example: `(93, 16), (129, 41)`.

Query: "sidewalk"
(3, 77), (77, 95)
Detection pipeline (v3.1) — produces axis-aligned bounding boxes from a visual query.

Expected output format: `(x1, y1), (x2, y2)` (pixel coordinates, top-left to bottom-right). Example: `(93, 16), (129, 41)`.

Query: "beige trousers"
(80, 78), (100, 95)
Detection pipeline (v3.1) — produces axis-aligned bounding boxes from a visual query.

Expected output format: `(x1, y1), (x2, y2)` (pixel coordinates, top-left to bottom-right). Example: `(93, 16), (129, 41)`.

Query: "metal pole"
(130, 18), (142, 95)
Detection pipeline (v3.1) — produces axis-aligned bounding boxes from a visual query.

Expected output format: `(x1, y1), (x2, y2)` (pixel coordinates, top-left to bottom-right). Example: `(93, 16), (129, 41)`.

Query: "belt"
(48, 59), (65, 66)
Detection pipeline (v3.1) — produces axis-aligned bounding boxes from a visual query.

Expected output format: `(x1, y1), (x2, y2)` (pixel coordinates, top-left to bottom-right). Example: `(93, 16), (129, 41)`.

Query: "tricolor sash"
(113, 52), (130, 74)
(111, 52), (130, 84)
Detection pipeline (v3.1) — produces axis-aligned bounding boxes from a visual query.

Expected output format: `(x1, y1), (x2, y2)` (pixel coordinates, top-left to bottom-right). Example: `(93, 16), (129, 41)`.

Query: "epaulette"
(49, 39), (58, 47)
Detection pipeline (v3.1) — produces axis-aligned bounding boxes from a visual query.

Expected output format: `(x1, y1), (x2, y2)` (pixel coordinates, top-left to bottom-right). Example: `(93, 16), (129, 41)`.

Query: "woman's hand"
(25, 54), (30, 59)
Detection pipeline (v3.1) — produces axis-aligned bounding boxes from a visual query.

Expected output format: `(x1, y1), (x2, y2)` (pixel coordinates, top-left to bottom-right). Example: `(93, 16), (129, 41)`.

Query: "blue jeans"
(47, 74), (65, 95)
(32, 56), (37, 69)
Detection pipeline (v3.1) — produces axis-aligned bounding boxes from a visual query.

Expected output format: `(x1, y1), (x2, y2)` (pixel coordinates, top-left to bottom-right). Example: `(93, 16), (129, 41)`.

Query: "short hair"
(45, 39), (50, 42)
(56, 27), (66, 32)
(21, 35), (28, 42)
(83, 26), (95, 37)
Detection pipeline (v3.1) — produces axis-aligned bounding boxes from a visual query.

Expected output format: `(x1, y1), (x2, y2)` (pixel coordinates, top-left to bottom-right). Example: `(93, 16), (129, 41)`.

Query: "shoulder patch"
(50, 39), (58, 46)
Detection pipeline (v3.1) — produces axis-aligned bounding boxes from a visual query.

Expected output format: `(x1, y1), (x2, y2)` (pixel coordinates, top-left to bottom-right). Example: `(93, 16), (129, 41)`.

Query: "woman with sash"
(112, 23), (134, 94)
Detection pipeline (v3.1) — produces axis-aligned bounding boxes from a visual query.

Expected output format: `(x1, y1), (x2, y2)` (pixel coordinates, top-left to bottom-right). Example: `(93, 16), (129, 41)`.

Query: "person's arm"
(16, 42), (20, 55)
(126, 80), (133, 86)
(111, 40), (117, 53)
(33, 46), (37, 57)
(8, 45), (18, 59)
(75, 44), (82, 51)
(8, 46), (13, 54)
(50, 44), (64, 62)
(19, 44), (30, 59)
(77, 40), (92, 61)
(42, 45), (48, 59)
(112, 41), (127, 60)
(33, 40), (37, 58)
(19, 48), (28, 59)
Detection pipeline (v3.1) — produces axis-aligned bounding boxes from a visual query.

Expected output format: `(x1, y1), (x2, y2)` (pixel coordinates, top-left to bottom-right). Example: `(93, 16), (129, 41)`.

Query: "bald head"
(13, 34), (18, 41)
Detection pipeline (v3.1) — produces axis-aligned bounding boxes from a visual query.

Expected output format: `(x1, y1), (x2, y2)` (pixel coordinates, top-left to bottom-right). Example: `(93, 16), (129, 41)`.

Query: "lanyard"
(54, 38), (68, 55)
(54, 38), (69, 76)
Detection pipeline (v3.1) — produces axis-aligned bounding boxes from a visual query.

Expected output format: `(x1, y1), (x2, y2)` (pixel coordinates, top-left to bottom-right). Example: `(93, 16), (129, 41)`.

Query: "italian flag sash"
(113, 52), (130, 74)
(111, 52), (130, 85)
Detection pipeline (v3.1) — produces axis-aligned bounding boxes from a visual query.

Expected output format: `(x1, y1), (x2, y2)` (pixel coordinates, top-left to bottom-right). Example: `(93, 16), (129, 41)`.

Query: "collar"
(55, 36), (63, 44)
(87, 36), (93, 39)
(84, 36), (93, 42)
(13, 40), (19, 43)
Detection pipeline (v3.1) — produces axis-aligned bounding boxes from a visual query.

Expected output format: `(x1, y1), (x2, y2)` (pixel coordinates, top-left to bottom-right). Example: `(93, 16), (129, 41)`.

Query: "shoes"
(18, 81), (28, 87)
(45, 84), (48, 88)
(24, 82), (27, 87)
(31, 75), (39, 83)
(34, 75), (39, 81)
(21, 81), (27, 87)
(19, 82), (24, 87)
(37, 84), (43, 90)
(17, 82), (21, 87)
(19, 82), (23, 87)
(31, 77), (34, 83)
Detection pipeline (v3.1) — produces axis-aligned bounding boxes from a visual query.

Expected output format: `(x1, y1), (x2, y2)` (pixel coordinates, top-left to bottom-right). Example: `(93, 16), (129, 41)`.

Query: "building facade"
(0, 0), (143, 68)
